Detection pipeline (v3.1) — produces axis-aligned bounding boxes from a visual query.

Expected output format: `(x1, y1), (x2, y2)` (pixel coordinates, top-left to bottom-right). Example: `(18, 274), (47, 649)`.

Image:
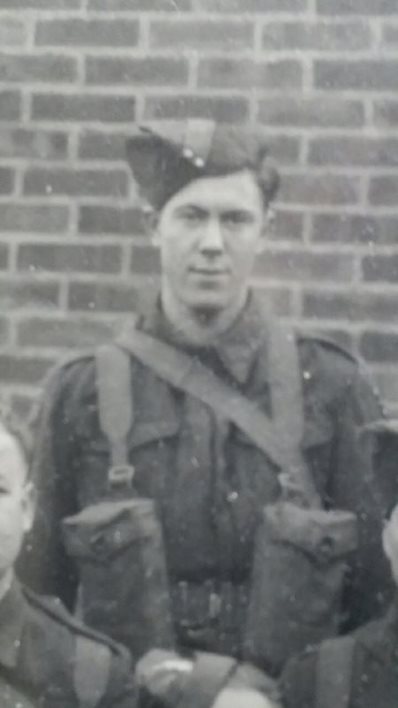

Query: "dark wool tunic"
(23, 295), (391, 657)
(0, 580), (135, 708)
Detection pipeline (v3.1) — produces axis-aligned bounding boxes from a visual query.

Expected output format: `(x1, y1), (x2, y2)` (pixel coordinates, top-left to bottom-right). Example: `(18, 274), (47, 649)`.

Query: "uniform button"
(183, 147), (194, 158)
(194, 156), (205, 168)
(227, 491), (238, 503)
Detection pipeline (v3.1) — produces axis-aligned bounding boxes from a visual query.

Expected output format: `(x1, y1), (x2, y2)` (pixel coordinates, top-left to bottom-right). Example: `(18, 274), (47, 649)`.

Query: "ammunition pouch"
(244, 501), (358, 675)
(62, 468), (174, 663)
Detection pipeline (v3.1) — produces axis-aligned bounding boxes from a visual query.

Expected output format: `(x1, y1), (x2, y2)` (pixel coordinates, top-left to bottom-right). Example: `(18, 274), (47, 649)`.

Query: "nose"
(199, 217), (224, 255)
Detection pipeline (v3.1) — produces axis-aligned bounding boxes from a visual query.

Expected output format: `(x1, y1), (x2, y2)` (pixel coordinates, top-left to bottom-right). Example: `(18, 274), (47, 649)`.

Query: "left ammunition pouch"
(243, 501), (358, 675)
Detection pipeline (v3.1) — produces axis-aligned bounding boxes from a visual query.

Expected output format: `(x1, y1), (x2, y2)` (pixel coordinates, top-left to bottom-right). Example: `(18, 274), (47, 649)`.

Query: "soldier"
(25, 121), (390, 690)
(0, 411), (136, 708)
(281, 439), (398, 708)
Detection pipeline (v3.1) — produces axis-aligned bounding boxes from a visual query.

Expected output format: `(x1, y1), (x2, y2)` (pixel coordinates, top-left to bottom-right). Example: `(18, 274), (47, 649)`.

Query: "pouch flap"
(263, 502), (358, 560)
(62, 498), (159, 563)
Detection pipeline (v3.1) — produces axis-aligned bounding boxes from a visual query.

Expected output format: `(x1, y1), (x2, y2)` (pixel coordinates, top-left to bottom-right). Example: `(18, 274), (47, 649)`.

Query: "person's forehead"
(164, 170), (263, 210)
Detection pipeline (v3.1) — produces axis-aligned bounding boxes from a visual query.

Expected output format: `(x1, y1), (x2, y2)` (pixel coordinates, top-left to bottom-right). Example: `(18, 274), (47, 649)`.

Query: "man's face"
(383, 506), (398, 585)
(0, 432), (34, 578)
(154, 170), (268, 315)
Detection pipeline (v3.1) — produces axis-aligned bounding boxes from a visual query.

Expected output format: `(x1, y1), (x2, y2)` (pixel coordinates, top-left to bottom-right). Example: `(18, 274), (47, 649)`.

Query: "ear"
(21, 481), (36, 534)
(256, 207), (274, 254)
(145, 210), (161, 247)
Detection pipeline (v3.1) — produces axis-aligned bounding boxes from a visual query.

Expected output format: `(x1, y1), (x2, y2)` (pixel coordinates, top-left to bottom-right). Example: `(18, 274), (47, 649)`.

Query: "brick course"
(1, 0), (398, 414)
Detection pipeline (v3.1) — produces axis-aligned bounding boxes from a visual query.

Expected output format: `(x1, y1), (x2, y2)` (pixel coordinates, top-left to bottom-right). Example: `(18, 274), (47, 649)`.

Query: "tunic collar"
(0, 578), (26, 669)
(136, 291), (269, 385)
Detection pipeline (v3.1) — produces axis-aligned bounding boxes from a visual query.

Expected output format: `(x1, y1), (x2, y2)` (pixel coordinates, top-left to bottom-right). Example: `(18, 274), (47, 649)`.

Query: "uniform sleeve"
(101, 647), (137, 708)
(18, 362), (81, 608)
(328, 365), (393, 628)
(280, 653), (316, 708)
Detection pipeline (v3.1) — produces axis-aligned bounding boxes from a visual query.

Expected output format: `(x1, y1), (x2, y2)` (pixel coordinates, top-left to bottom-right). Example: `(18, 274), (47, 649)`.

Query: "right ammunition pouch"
(62, 344), (174, 662)
(243, 501), (358, 675)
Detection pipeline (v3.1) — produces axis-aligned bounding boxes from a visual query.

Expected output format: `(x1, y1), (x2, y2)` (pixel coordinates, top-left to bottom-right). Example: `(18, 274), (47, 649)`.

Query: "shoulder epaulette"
(297, 332), (358, 364)
(22, 586), (123, 656)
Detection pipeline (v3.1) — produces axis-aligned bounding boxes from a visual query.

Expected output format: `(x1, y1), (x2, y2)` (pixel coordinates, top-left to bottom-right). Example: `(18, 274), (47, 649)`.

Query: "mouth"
(189, 267), (229, 277)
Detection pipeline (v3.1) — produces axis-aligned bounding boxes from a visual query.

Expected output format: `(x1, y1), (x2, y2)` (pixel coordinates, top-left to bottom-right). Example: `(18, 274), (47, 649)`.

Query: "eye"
(177, 207), (206, 224)
(222, 211), (254, 227)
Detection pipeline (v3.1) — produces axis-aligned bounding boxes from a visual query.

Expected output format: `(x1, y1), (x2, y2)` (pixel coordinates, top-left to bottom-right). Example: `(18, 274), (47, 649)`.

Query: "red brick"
(79, 206), (145, 235)
(0, 318), (10, 346)
(309, 136), (398, 167)
(383, 25), (398, 46)
(0, 54), (76, 83)
(303, 289), (398, 322)
(311, 214), (398, 245)
(68, 282), (139, 312)
(149, 19), (253, 51)
(262, 20), (371, 51)
(86, 57), (188, 87)
(196, 0), (306, 10)
(198, 59), (302, 90)
(17, 317), (114, 349)
(362, 254), (398, 283)
(369, 177), (398, 206)
(24, 168), (128, 198)
(0, 205), (68, 233)
(317, 0), (398, 14)
(258, 96), (364, 128)
(79, 132), (129, 161)
(374, 100), (398, 128)
(0, 129), (68, 160)
(0, 0), (80, 7)
(0, 355), (54, 385)
(0, 19), (27, 46)
(253, 286), (293, 317)
(272, 211), (304, 241)
(279, 174), (360, 206)
(17, 244), (121, 274)
(262, 136), (300, 166)
(0, 279), (59, 309)
(0, 91), (21, 121)
(315, 60), (398, 91)
(0, 246), (9, 270)
(144, 95), (249, 123)
(360, 331), (398, 363)
(88, 0), (191, 9)
(0, 169), (15, 196)
(32, 94), (136, 123)
(253, 249), (354, 282)
(131, 246), (160, 275)
(36, 19), (139, 47)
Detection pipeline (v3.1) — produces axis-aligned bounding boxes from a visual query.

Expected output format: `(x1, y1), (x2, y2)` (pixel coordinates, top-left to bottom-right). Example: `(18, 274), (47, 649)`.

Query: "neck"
(161, 288), (248, 346)
(0, 569), (13, 604)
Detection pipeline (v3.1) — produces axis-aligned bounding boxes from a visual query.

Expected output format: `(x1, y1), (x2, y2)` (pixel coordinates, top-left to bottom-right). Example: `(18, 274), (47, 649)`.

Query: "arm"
(329, 366), (393, 627)
(18, 362), (81, 608)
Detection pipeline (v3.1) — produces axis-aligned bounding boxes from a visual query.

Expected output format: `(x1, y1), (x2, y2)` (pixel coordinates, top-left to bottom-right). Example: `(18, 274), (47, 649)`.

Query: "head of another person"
(126, 121), (280, 322)
(0, 409), (35, 582)
(383, 502), (398, 586)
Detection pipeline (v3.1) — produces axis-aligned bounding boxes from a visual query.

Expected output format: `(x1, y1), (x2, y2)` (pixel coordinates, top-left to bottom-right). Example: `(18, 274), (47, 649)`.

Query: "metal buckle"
(108, 464), (135, 492)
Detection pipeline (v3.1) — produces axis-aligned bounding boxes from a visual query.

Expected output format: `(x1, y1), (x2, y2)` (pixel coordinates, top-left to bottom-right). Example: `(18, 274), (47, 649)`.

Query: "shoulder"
(297, 332), (359, 372)
(23, 586), (130, 664)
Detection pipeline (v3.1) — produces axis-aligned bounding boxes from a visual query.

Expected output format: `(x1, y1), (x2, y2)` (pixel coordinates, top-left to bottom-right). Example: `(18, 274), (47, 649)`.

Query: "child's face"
(0, 432), (35, 577)
(383, 507), (398, 586)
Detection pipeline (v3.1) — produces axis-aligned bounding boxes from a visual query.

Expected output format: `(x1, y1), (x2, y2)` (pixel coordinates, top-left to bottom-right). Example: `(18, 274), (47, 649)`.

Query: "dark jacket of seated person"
(0, 412), (136, 708)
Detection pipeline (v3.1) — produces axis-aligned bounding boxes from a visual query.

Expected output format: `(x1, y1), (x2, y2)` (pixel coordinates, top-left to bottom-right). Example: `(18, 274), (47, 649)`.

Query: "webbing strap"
(315, 636), (355, 708)
(74, 636), (111, 708)
(96, 344), (134, 468)
(268, 321), (321, 507)
(116, 323), (319, 506)
(176, 654), (237, 708)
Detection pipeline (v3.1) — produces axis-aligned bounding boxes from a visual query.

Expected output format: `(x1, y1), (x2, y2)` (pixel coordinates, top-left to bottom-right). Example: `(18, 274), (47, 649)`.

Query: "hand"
(213, 687), (280, 708)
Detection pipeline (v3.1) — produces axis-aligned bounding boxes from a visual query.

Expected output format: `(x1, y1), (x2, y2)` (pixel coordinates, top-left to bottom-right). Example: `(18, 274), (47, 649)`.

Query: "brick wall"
(1, 0), (398, 417)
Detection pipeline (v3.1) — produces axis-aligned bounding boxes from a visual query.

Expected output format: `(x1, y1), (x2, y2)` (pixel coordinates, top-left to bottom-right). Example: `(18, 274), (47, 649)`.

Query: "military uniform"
(24, 293), (389, 654)
(0, 579), (135, 708)
(281, 602), (398, 708)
